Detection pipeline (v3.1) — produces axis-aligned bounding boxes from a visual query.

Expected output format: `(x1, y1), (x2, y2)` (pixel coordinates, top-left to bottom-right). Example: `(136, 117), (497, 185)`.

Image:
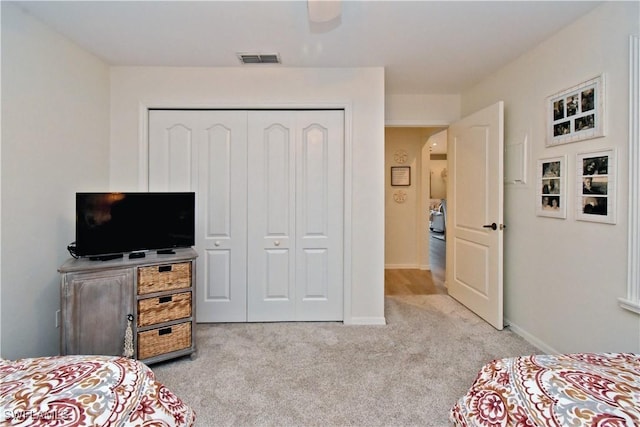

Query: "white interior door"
(295, 111), (344, 321)
(446, 101), (504, 330)
(247, 111), (344, 321)
(149, 110), (248, 322)
(247, 112), (297, 321)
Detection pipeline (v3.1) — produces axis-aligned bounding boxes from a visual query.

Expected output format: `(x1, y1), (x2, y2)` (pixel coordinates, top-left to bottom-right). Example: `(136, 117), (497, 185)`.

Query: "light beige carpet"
(152, 295), (539, 426)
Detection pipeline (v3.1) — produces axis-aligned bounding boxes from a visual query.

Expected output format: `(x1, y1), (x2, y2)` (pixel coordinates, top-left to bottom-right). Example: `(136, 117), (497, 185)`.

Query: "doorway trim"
(383, 125), (448, 272)
(136, 101), (355, 324)
(619, 35), (640, 315)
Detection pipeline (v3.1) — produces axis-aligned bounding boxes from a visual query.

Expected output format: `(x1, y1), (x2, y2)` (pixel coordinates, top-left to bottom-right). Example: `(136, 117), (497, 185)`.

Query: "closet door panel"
(301, 248), (328, 298)
(148, 112), (195, 192)
(264, 124), (291, 236)
(198, 112), (248, 322)
(262, 126), (293, 301)
(265, 249), (291, 299)
(247, 112), (296, 321)
(206, 125), (233, 236)
(295, 111), (344, 321)
(149, 110), (248, 322)
(205, 250), (231, 300)
(300, 124), (329, 235)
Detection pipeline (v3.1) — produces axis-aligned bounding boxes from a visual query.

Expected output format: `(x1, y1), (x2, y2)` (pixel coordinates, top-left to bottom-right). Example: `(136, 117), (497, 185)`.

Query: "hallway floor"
(385, 232), (446, 296)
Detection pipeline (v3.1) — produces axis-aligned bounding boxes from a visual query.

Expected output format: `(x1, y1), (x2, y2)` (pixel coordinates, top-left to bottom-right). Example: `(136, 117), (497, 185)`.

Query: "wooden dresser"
(58, 248), (197, 364)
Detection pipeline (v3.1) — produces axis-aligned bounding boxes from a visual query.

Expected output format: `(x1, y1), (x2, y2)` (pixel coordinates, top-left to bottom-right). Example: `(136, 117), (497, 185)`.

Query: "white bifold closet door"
(247, 111), (344, 321)
(148, 110), (344, 322)
(149, 110), (248, 322)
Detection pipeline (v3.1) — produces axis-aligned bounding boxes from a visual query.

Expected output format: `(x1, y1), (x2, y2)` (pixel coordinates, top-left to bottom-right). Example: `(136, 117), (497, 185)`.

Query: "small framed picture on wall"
(536, 156), (567, 218)
(576, 148), (616, 224)
(546, 74), (605, 147)
(391, 166), (411, 186)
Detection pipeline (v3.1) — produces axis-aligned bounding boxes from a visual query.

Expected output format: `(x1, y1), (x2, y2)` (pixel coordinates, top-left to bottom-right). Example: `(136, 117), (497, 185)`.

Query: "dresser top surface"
(59, 248), (198, 273)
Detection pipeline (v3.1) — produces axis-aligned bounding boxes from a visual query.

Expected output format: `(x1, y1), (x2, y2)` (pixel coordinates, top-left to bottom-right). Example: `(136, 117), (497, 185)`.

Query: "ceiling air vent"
(237, 53), (281, 64)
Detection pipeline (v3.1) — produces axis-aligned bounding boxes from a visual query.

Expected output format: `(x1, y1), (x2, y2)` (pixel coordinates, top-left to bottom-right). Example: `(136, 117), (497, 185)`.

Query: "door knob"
(214, 241), (221, 247)
(274, 241), (281, 246)
(483, 223), (497, 230)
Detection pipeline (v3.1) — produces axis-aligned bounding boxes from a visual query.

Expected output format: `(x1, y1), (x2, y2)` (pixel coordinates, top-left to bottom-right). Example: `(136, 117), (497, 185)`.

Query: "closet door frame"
(139, 103), (354, 324)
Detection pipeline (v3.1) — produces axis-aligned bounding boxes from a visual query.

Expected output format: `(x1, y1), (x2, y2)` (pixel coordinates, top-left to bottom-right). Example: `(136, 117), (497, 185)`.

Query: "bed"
(450, 353), (640, 426)
(1, 354), (195, 426)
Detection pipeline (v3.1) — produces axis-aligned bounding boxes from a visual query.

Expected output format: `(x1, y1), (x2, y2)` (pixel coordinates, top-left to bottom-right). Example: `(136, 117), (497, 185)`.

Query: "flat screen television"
(75, 192), (195, 259)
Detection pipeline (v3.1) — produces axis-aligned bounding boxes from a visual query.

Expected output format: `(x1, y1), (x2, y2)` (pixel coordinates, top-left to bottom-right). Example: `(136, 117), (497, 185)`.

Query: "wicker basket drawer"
(137, 322), (191, 360)
(138, 262), (191, 295)
(137, 292), (191, 327)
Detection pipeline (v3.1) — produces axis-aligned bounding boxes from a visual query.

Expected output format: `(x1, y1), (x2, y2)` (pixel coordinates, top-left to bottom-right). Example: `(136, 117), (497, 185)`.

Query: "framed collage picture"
(546, 74), (605, 147)
(576, 149), (616, 224)
(536, 156), (566, 218)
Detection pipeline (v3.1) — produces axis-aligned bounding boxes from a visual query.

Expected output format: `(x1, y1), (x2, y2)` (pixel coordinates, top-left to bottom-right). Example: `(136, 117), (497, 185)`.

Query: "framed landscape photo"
(546, 74), (605, 147)
(536, 155), (566, 218)
(576, 148), (616, 224)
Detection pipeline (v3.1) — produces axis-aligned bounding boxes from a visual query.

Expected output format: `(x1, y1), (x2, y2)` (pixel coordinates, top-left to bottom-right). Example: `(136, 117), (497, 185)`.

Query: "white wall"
(385, 128), (423, 268)
(109, 66), (386, 324)
(429, 159), (447, 201)
(1, 3), (111, 358)
(386, 94), (460, 126)
(428, 130), (448, 200)
(461, 2), (640, 353)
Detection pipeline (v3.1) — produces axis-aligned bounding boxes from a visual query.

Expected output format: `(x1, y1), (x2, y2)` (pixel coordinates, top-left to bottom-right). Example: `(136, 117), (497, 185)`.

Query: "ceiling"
(11, 1), (602, 95)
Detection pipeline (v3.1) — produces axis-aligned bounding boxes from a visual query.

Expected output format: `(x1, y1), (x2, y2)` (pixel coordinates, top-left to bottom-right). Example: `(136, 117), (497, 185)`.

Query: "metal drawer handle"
(158, 265), (172, 273)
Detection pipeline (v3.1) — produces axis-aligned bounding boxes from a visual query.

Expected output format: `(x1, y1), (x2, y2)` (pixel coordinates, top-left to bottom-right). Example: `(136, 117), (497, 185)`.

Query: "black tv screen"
(76, 192), (195, 258)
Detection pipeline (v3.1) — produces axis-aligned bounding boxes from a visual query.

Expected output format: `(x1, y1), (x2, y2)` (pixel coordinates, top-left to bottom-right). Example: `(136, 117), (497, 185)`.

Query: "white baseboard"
(345, 316), (387, 325)
(505, 318), (559, 354)
(384, 264), (431, 270)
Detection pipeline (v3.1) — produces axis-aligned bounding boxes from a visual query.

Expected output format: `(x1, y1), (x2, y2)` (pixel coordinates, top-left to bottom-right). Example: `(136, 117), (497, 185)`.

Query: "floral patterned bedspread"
(450, 353), (640, 427)
(1, 355), (195, 426)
